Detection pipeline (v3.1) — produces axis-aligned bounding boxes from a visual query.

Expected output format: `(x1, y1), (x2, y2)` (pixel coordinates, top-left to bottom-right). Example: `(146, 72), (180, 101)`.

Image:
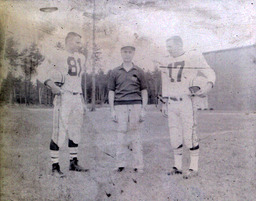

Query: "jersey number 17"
(168, 61), (185, 82)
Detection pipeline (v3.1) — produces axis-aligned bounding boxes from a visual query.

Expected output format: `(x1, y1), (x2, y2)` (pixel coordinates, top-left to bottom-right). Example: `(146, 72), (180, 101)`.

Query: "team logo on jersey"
(131, 74), (138, 82)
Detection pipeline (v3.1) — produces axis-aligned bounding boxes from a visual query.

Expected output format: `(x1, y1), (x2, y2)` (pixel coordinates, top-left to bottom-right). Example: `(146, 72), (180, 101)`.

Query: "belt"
(72, 92), (83, 95)
(165, 97), (183, 101)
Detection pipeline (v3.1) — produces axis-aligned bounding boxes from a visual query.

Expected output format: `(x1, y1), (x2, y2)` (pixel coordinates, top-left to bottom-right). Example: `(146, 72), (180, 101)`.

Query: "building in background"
(203, 45), (256, 111)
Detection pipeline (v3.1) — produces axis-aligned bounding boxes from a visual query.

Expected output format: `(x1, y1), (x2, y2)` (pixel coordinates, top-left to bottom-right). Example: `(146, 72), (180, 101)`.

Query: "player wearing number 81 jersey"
(60, 52), (84, 93)
(38, 32), (88, 177)
(160, 36), (216, 179)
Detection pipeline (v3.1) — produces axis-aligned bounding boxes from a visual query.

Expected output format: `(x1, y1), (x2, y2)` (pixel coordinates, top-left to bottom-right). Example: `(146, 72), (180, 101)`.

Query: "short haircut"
(121, 46), (136, 51)
(166, 36), (183, 46)
(65, 32), (81, 44)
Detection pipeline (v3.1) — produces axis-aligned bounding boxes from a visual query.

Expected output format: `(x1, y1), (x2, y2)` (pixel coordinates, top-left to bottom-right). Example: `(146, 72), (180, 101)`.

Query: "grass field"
(0, 105), (256, 201)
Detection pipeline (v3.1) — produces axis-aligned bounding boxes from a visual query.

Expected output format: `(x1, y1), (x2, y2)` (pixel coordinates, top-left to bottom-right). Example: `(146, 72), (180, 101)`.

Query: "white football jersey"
(38, 50), (86, 93)
(160, 51), (216, 97)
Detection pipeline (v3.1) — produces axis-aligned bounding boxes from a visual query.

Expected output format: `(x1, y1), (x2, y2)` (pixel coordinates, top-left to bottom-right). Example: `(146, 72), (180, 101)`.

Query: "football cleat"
(183, 169), (198, 179)
(117, 167), (125, 172)
(52, 163), (66, 178)
(69, 158), (89, 172)
(167, 167), (182, 175)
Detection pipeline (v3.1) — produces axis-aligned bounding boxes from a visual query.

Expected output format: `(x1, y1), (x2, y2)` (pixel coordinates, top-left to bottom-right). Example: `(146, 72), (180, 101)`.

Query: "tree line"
(0, 69), (162, 106)
(0, 37), (161, 106)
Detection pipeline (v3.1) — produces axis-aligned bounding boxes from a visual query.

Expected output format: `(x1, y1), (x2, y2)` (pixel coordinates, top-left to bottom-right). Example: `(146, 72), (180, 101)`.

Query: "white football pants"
(52, 92), (84, 147)
(167, 95), (198, 149)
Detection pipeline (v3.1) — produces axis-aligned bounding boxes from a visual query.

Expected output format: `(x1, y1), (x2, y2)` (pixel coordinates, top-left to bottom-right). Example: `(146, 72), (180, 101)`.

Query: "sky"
(1, 0), (255, 79)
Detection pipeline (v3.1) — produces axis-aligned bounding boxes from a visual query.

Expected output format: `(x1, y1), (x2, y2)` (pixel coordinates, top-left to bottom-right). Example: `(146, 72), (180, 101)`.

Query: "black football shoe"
(183, 169), (198, 179)
(167, 167), (182, 175)
(69, 158), (89, 172)
(113, 167), (125, 172)
(117, 167), (125, 172)
(52, 163), (66, 178)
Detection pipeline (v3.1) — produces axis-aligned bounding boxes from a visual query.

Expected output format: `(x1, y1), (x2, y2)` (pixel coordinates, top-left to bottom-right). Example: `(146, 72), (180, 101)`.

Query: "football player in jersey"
(39, 32), (88, 177)
(160, 36), (216, 179)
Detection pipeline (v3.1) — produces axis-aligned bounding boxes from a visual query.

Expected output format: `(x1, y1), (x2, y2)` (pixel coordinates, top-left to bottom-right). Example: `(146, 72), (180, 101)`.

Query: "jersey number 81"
(67, 56), (82, 77)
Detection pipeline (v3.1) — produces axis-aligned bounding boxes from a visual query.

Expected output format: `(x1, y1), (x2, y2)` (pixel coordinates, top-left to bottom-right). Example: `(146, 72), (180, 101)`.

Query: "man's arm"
(138, 67), (148, 121)
(159, 73), (169, 117)
(202, 67), (216, 88)
(108, 69), (117, 120)
(108, 90), (118, 122)
(141, 89), (148, 109)
(37, 57), (62, 95)
(139, 89), (148, 122)
(196, 54), (216, 96)
(107, 70), (116, 111)
(199, 55), (216, 86)
(45, 80), (62, 95)
(108, 90), (115, 112)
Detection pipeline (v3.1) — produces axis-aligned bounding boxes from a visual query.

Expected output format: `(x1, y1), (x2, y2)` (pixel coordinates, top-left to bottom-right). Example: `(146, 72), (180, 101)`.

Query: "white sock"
(69, 147), (78, 160)
(189, 149), (199, 171)
(173, 148), (183, 170)
(50, 150), (59, 164)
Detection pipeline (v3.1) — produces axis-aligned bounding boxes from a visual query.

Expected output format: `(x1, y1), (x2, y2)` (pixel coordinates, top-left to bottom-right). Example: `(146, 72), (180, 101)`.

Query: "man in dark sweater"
(108, 44), (148, 173)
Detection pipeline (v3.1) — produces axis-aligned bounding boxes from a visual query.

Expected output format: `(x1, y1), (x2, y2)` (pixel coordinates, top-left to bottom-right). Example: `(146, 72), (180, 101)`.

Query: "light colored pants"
(167, 95), (198, 149)
(115, 104), (144, 169)
(193, 95), (209, 110)
(52, 92), (84, 147)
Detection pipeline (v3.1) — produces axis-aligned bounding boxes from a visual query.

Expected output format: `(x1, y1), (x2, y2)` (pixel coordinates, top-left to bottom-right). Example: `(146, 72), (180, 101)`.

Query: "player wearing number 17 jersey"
(38, 32), (88, 177)
(160, 36), (216, 179)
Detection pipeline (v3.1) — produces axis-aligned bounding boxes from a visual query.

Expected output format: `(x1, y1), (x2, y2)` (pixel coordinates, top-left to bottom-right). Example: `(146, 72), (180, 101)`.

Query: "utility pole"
(91, 0), (96, 111)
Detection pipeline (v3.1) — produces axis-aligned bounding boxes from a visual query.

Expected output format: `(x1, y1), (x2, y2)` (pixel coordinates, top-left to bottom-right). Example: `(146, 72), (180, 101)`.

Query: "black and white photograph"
(0, 0), (255, 200)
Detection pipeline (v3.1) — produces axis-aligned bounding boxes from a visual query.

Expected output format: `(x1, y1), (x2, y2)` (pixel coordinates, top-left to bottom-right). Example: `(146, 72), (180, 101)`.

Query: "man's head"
(65, 32), (82, 53)
(120, 46), (135, 63)
(166, 36), (183, 57)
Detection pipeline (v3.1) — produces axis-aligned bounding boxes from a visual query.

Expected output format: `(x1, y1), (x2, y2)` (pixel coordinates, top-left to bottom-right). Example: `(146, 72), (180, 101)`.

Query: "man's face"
(121, 48), (135, 62)
(68, 36), (82, 53)
(166, 39), (181, 57)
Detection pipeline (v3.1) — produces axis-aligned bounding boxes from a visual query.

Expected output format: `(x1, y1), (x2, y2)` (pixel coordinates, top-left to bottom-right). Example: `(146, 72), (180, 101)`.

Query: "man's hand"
(195, 82), (213, 96)
(161, 103), (168, 118)
(51, 85), (62, 95)
(189, 86), (201, 95)
(81, 97), (90, 114)
(111, 109), (118, 123)
(139, 107), (146, 122)
(83, 103), (90, 114)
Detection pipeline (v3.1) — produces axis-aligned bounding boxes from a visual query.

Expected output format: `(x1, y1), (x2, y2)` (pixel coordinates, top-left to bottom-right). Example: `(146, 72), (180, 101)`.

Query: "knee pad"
(50, 140), (59, 151)
(68, 139), (78, 147)
(190, 144), (199, 151)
